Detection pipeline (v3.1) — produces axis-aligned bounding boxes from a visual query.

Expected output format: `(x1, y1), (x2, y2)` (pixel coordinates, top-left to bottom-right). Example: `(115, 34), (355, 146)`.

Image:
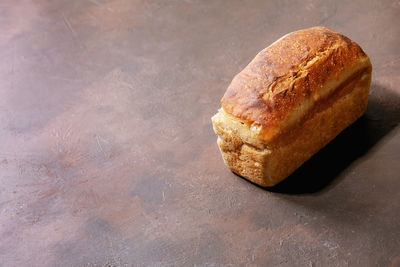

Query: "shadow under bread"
(234, 83), (400, 194)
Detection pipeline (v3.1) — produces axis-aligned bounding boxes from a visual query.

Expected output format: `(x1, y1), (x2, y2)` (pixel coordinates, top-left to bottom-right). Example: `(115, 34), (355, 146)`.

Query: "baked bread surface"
(212, 26), (372, 187)
(221, 26), (370, 143)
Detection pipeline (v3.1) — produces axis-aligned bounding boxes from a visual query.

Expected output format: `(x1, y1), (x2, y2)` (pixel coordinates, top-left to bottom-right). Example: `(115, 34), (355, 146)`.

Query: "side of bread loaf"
(212, 26), (372, 187)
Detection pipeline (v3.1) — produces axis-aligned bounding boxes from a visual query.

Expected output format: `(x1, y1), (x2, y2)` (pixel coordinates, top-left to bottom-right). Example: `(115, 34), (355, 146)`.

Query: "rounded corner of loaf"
(220, 26), (371, 139)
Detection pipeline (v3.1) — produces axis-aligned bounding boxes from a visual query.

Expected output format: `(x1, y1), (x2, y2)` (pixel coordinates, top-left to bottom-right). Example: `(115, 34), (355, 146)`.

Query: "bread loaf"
(211, 26), (372, 187)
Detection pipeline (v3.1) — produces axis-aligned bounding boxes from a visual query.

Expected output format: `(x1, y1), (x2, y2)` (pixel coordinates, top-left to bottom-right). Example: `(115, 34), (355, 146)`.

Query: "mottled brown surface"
(0, 0), (399, 266)
(221, 26), (369, 136)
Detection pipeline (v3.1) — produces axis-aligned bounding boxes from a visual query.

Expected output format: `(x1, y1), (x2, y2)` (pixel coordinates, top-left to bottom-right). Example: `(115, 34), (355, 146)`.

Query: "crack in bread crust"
(264, 42), (341, 98)
(221, 26), (370, 143)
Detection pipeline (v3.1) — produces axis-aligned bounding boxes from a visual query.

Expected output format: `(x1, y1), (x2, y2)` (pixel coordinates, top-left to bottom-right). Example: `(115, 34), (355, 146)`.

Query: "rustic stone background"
(0, 0), (399, 266)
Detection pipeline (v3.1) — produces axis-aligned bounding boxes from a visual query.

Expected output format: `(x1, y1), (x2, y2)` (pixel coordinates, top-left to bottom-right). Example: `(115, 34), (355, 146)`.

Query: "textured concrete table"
(1, 1), (399, 266)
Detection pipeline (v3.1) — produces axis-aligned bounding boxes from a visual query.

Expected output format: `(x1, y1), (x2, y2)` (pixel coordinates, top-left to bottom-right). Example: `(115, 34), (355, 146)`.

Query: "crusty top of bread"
(221, 26), (371, 142)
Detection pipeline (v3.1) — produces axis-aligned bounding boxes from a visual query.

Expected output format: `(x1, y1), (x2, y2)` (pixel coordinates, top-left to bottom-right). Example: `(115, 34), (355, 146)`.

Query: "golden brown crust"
(221, 26), (370, 143)
(212, 26), (372, 186)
